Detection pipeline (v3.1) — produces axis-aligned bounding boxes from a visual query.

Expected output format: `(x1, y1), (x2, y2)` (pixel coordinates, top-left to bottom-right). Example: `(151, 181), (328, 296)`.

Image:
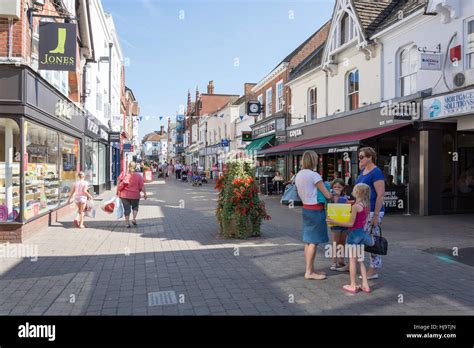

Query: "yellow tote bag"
(327, 203), (352, 227)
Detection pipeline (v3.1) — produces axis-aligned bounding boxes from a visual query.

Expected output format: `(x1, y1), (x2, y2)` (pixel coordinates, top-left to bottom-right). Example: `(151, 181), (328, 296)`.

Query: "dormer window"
(340, 12), (354, 47)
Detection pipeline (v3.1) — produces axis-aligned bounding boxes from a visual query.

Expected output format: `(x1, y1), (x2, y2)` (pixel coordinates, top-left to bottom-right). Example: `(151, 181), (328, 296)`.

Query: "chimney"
(207, 80), (214, 94)
(160, 125), (164, 135)
(244, 83), (256, 96)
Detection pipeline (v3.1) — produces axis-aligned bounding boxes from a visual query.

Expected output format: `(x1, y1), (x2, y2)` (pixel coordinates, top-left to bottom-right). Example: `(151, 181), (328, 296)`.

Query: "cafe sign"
(39, 23), (77, 71)
(252, 121), (275, 138)
(384, 186), (407, 213)
(289, 129), (303, 138)
(423, 88), (474, 120)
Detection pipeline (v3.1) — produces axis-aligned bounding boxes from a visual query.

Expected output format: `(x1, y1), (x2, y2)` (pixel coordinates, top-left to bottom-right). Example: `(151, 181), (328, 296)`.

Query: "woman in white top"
(295, 151), (333, 280)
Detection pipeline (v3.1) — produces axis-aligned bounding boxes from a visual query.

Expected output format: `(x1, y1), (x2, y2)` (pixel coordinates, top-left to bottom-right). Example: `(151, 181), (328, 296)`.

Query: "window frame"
(308, 87), (317, 120)
(266, 87), (273, 117)
(257, 94), (263, 121)
(465, 17), (474, 69)
(346, 68), (359, 111)
(398, 44), (418, 97)
(276, 80), (284, 112)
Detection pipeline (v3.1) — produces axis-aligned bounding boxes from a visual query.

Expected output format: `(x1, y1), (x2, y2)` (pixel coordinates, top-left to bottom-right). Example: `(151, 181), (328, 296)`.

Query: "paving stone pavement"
(0, 177), (473, 315)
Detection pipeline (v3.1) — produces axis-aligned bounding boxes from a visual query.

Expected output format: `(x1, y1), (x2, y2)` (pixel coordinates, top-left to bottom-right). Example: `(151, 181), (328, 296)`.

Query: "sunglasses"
(358, 155), (366, 160)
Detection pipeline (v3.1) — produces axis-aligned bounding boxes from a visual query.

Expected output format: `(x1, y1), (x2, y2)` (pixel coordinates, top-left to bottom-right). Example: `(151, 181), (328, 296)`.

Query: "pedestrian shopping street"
(0, 178), (472, 316)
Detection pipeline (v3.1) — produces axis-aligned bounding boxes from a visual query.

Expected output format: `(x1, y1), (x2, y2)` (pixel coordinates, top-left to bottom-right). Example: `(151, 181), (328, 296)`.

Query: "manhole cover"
(423, 247), (474, 267)
(148, 291), (177, 306)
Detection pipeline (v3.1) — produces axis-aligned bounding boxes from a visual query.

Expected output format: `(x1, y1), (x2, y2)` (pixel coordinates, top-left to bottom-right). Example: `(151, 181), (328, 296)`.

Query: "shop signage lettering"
(87, 119), (99, 135)
(253, 122), (275, 137)
(289, 129), (303, 138)
(100, 129), (108, 141)
(419, 53), (441, 70)
(423, 89), (474, 120)
(328, 146), (358, 153)
(384, 186), (406, 212)
(39, 23), (77, 71)
(109, 132), (121, 142)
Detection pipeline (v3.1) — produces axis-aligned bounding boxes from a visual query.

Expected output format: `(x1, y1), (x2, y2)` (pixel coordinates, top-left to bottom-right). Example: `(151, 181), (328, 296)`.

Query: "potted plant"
(215, 158), (270, 239)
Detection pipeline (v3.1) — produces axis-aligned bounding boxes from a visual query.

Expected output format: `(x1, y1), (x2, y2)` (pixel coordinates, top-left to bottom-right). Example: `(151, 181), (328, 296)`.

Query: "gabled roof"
(370, 0), (427, 36)
(289, 43), (326, 81)
(352, 0), (400, 38)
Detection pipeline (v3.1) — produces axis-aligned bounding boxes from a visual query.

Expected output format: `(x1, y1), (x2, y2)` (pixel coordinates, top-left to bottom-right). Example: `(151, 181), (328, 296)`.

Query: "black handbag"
(365, 225), (388, 255)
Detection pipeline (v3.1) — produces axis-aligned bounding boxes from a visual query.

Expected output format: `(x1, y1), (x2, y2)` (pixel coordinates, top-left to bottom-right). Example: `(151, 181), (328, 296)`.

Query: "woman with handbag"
(355, 147), (385, 280)
(117, 162), (148, 228)
(295, 151), (333, 280)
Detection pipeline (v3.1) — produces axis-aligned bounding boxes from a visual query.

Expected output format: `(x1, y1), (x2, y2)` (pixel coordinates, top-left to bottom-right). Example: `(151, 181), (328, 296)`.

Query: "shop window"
(24, 121), (60, 220)
(457, 133), (474, 196)
(346, 69), (359, 111)
(442, 133), (455, 194)
(60, 134), (80, 204)
(0, 119), (21, 223)
(467, 19), (474, 69)
(308, 88), (317, 120)
(377, 136), (398, 185)
(399, 45), (418, 97)
(85, 138), (97, 185)
(266, 87), (272, 117)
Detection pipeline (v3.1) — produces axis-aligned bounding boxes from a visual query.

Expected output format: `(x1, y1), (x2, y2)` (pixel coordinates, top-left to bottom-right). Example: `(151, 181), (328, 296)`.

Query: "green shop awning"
(245, 135), (274, 152)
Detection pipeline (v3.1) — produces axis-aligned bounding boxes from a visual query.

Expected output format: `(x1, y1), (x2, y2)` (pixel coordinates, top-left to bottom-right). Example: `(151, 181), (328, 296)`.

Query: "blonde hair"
(302, 151), (318, 170)
(352, 183), (371, 209)
(359, 147), (377, 163)
(128, 161), (136, 173)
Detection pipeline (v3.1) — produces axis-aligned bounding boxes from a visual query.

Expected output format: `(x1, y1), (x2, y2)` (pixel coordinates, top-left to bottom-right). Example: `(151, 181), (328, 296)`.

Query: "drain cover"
(148, 291), (178, 306)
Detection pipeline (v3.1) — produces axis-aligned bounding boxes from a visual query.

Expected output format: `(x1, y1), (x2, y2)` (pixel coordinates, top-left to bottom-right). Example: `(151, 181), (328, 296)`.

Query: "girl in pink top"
(117, 162), (148, 228)
(67, 172), (93, 229)
(327, 183), (374, 294)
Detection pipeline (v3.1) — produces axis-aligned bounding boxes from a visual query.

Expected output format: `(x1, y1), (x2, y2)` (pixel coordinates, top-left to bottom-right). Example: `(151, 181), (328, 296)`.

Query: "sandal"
(357, 286), (371, 293)
(132, 220), (137, 226)
(342, 284), (360, 294)
(73, 219), (79, 228)
(125, 224), (131, 228)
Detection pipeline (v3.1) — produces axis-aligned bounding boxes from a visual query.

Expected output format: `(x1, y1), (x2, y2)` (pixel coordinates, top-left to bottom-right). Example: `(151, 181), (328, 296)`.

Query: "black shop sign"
(384, 185), (407, 213)
(39, 23), (77, 71)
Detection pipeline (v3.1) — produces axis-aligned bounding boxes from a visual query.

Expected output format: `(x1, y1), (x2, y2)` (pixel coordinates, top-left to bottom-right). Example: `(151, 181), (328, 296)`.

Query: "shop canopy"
(245, 135), (275, 152)
(292, 124), (408, 153)
(258, 138), (315, 156)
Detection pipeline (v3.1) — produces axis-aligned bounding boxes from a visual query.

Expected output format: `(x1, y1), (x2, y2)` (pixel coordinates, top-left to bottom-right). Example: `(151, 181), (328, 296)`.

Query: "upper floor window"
(399, 45), (418, 96)
(257, 94), (263, 121)
(266, 87), (273, 117)
(346, 69), (359, 111)
(308, 88), (317, 120)
(340, 12), (354, 47)
(276, 80), (284, 112)
(467, 19), (474, 69)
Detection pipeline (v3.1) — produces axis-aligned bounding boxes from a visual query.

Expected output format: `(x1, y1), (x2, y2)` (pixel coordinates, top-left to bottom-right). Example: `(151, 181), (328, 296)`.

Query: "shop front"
(84, 116), (109, 195)
(109, 132), (121, 186)
(0, 65), (85, 242)
(422, 88), (474, 214)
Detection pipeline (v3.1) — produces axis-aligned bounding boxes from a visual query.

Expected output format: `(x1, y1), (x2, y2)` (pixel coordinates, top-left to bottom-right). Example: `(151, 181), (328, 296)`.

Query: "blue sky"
(101, 0), (334, 140)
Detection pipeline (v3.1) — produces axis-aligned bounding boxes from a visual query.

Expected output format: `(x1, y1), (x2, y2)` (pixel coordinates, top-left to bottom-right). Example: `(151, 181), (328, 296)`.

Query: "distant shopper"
(295, 151), (333, 280)
(175, 162), (182, 179)
(67, 171), (93, 229)
(117, 162), (148, 228)
(281, 170), (296, 194)
(355, 147), (385, 280)
(269, 171), (284, 195)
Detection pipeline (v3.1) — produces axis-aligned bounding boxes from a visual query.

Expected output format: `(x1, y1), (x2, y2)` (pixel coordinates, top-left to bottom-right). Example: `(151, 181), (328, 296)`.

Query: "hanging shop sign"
(423, 88), (474, 120)
(109, 132), (121, 142)
(289, 129), (303, 138)
(39, 23), (77, 71)
(419, 53), (441, 71)
(247, 100), (262, 116)
(252, 120), (275, 138)
(384, 186), (407, 213)
(242, 131), (252, 141)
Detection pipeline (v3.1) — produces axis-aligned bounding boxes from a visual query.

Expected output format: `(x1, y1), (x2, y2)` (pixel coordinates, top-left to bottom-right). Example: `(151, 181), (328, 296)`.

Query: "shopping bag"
(317, 181), (331, 204)
(114, 197), (124, 219)
(101, 196), (116, 214)
(280, 183), (302, 206)
(84, 200), (96, 218)
(326, 203), (352, 227)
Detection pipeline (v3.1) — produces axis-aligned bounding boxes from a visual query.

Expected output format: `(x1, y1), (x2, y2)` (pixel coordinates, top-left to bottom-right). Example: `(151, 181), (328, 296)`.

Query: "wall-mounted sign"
(109, 132), (121, 142)
(384, 186), (407, 212)
(327, 145), (359, 153)
(242, 131), (252, 141)
(123, 143), (132, 152)
(289, 129), (303, 138)
(247, 100), (262, 116)
(253, 121), (275, 138)
(87, 119), (99, 135)
(221, 139), (230, 147)
(39, 23), (77, 71)
(423, 88), (474, 120)
(419, 53), (441, 70)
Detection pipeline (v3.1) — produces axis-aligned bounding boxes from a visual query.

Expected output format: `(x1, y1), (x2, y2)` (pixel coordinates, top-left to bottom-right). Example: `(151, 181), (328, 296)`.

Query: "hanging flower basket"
(215, 159), (270, 239)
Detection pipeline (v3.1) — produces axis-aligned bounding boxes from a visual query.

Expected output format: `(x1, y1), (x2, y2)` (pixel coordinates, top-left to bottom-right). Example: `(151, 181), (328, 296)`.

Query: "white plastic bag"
(101, 196), (116, 214)
(84, 200), (96, 218)
(114, 197), (124, 219)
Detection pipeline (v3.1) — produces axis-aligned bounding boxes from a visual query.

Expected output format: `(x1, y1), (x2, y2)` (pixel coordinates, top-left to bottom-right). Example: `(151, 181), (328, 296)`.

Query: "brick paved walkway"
(0, 177), (473, 315)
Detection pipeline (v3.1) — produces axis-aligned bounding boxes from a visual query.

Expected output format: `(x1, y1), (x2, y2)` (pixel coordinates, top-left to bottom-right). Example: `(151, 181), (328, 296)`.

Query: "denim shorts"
(347, 228), (374, 246)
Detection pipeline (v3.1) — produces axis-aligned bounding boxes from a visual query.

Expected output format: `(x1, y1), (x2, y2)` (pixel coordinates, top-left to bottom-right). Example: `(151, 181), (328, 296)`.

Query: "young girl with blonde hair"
(327, 183), (374, 294)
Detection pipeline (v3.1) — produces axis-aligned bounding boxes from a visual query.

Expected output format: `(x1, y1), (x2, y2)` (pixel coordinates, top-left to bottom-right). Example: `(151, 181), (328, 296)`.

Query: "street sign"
(123, 143), (132, 152)
(221, 139), (230, 147)
(242, 131), (252, 141)
(247, 100), (262, 116)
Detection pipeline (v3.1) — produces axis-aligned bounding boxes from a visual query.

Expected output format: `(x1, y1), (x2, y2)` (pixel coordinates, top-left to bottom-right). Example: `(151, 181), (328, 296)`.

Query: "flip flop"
(342, 285), (360, 294)
(73, 220), (79, 227)
(358, 286), (371, 293)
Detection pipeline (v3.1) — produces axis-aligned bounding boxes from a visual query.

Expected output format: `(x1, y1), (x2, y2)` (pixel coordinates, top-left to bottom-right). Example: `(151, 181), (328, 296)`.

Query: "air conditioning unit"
(453, 70), (474, 89)
(0, 0), (21, 19)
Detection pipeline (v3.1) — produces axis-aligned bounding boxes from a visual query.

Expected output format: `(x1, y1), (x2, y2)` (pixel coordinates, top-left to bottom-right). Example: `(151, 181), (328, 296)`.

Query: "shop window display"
(59, 134), (80, 204)
(24, 121), (60, 220)
(0, 118), (21, 223)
